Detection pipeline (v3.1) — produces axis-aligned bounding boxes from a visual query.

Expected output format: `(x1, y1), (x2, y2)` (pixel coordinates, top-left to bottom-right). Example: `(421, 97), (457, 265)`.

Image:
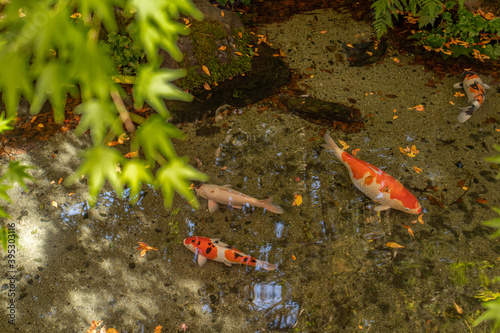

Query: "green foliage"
(0, 0), (210, 234)
(104, 31), (146, 75)
(474, 147), (500, 330)
(370, 0), (500, 61)
(215, 0), (252, 7)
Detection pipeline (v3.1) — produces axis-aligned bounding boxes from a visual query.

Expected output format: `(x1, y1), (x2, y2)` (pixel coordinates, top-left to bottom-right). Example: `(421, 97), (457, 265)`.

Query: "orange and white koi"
(183, 236), (277, 271)
(453, 70), (490, 123)
(323, 134), (422, 214)
(195, 184), (284, 214)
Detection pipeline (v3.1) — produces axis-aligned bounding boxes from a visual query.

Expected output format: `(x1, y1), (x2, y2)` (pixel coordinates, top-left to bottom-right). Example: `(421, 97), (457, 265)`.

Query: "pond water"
(2, 8), (500, 333)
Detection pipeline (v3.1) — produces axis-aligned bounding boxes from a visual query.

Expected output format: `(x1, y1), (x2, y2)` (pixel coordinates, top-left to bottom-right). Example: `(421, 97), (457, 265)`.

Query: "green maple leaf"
(156, 157), (208, 209)
(0, 50), (33, 117)
(75, 99), (123, 144)
(134, 114), (185, 164)
(78, 0), (123, 31)
(134, 65), (192, 117)
(67, 145), (124, 205)
(121, 159), (154, 204)
(2, 161), (35, 189)
(128, 0), (203, 61)
(473, 298), (500, 330)
(484, 207), (500, 239)
(0, 184), (12, 219)
(31, 62), (77, 123)
(0, 112), (15, 133)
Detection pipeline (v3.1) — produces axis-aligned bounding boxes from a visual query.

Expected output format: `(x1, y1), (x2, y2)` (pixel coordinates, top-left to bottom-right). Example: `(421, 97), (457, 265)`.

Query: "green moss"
(177, 21), (253, 90)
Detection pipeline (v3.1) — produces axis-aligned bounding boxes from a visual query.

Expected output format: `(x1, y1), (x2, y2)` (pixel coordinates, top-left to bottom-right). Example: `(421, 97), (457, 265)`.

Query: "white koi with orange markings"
(195, 184), (284, 214)
(453, 70), (490, 123)
(323, 134), (422, 214)
(184, 236), (277, 271)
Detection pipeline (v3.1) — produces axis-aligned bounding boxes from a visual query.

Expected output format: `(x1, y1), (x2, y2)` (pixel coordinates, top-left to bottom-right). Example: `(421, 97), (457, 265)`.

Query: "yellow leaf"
(293, 194), (303, 206)
(70, 13), (81, 19)
(292, 254), (297, 260)
(136, 242), (158, 257)
(153, 325), (163, 333)
(392, 57), (400, 63)
(219, 46), (227, 50)
(51, 201), (58, 208)
(338, 139), (349, 150)
(413, 166), (423, 173)
(409, 104), (424, 112)
(204, 82), (211, 90)
(449, 101), (455, 105)
(320, 30), (327, 33)
(38, 123), (44, 128)
(346, 43), (354, 48)
(418, 214), (424, 224)
(106, 329), (120, 333)
(385, 242), (405, 248)
(221, 10), (224, 17)
(352, 148), (360, 156)
(238, 31), (242, 38)
(124, 151), (138, 158)
(453, 301), (463, 314)
(202, 65), (210, 76)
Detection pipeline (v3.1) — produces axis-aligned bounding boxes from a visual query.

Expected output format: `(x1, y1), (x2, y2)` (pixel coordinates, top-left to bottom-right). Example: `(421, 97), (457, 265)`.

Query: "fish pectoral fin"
(484, 83), (491, 90)
(374, 205), (391, 212)
(224, 262), (232, 267)
(197, 255), (208, 267)
(230, 204), (243, 209)
(208, 200), (219, 213)
(453, 82), (463, 89)
(223, 184), (232, 188)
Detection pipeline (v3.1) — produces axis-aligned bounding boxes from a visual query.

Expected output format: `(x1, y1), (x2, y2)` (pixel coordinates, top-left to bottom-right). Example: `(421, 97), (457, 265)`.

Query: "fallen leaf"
(51, 201), (58, 208)
(413, 166), (423, 173)
(204, 82), (211, 90)
(136, 242), (158, 257)
(346, 43), (353, 48)
(320, 30), (327, 33)
(385, 242), (405, 248)
(457, 180), (466, 188)
(402, 224), (414, 237)
(476, 198), (489, 204)
(293, 194), (303, 206)
(409, 104), (424, 112)
(294, 176), (300, 182)
(70, 13), (81, 19)
(220, 10), (224, 17)
(202, 65), (210, 76)
(153, 325), (163, 333)
(352, 148), (360, 156)
(235, 51), (243, 56)
(449, 101), (455, 105)
(454, 92), (465, 97)
(427, 195), (444, 208)
(453, 301), (463, 314)
(220, 166), (227, 170)
(107, 141), (120, 147)
(292, 254), (297, 260)
(68, 193), (75, 196)
(58, 177), (63, 185)
(338, 139), (349, 150)
(106, 328), (119, 333)
(124, 151), (138, 158)
(418, 214), (424, 224)
(219, 46), (227, 51)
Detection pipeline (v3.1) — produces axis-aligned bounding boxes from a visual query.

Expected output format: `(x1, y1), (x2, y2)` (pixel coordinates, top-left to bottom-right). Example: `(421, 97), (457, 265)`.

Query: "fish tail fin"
(457, 103), (479, 123)
(322, 134), (343, 156)
(256, 260), (277, 271)
(262, 197), (284, 214)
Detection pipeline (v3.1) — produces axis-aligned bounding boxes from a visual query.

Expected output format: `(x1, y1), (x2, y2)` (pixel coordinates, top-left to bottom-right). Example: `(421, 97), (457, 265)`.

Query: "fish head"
(194, 184), (207, 199)
(392, 198), (422, 214)
(462, 70), (476, 80)
(184, 236), (198, 253)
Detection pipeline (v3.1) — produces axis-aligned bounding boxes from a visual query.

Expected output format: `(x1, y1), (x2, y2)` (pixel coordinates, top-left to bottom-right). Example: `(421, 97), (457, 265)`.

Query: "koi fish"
(453, 70), (490, 123)
(183, 236), (277, 271)
(323, 134), (422, 214)
(195, 184), (284, 214)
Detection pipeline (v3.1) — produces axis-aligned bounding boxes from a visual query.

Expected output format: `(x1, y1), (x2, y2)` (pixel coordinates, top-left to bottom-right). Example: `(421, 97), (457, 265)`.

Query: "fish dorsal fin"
(374, 205), (391, 211)
(197, 254), (208, 266)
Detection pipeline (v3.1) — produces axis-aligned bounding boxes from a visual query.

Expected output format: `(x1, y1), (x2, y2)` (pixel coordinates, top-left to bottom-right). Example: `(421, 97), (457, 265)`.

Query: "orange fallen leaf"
(202, 65), (210, 76)
(454, 92), (465, 97)
(219, 46), (227, 51)
(392, 57), (400, 63)
(352, 148), (360, 156)
(220, 10), (224, 17)
(70, 13), (81, 19)
(136, 242), (158, 257)
(476, 198), (489, 204)
(68, 193), (75, 196)
(124, 151), (138, 158)
(204, 82), (211, 90)
(402, 224), (414, 237)
(153, 325), (163, 333)
(292, 254), (297, 260)
(418, 214), (425, 224)
(385, 242), (405, 248)
(107, 328), (119, 333)
(449, 101), (455, 105)
(58, 177), (63, 185)
(320, 30), (327, 33)
(294, 176), (300, 182)
(338, 139), (349, 150)
(413, 166), (423, 173)
(38, 123), (44, 128)
(293, 194), (303, 206)
(409, 104), (424, 112)
(220, 166), (227, 170)
(107, 141), (120, 146)
(453, 301), (463, 314)
(346, 43), (354, 48)
(235, 51), (243, 56)
(366, 51), (373, 56)
(51, 201), (58, 208)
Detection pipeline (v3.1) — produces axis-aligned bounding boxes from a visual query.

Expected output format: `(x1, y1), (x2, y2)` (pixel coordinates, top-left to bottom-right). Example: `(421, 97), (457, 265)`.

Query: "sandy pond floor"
(2, 8), (500, 333)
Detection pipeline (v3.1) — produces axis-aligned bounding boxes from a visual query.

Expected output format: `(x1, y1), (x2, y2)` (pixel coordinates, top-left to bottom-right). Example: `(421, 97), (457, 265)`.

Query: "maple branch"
(111, 89), (135, 133)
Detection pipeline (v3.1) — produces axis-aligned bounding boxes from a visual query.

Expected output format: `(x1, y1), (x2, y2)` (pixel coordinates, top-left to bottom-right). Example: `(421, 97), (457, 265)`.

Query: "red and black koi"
(183, 236), (277, 271)
(453, 70), (490, 123)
